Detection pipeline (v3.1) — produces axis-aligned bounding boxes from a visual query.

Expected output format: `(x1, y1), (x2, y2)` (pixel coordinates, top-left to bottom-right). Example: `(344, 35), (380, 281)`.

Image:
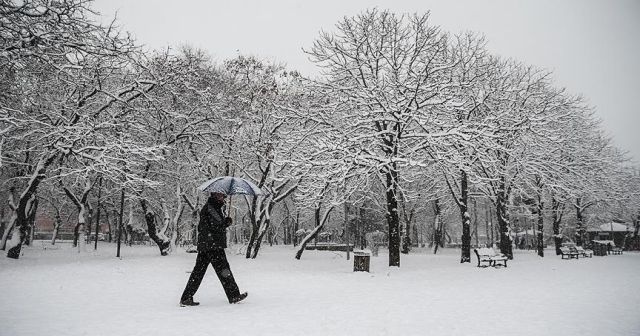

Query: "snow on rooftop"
(587, 222), (631, 232)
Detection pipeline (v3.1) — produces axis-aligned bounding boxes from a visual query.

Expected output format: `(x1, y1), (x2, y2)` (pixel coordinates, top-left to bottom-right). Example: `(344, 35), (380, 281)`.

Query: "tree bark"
(0, 191), (17, 250)
(51, 212), (62, 245)
(432, 199), (443, 254)
(295, 206), (334, 260)
(293, 211), (299, 247)
(473, 197), (479, 248)
(496, 177), (513, 259)
(93, 176), (103, 250)
(443, 169), (471, 262)
(26, 197), (38, 246)
(251, 199), (276, 258)
(250, 218), (271, 259)
(459, 170), (471, 263)
(62, 178), (95, 252)
(7, 151), (58, 259)
(140, 198), (171, 256)
(245, 196), (260, 259)
(400, 199), (414, 255)
(385, 168), (401, 267)
(536, 193), (544, 258)
(551, 197), (565, 255)
(574, 198), (585, 246)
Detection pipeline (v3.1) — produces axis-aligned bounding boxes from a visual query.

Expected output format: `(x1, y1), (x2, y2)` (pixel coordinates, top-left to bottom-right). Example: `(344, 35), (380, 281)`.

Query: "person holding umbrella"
(179, 191), (248, 306)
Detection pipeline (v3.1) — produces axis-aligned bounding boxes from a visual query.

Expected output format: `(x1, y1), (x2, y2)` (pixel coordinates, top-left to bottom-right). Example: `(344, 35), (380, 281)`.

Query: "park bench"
(575, 246), (593, 258)
(560, 246), (579, 259)
(610, 246), (623, 255)
(473, 247), (508, 268)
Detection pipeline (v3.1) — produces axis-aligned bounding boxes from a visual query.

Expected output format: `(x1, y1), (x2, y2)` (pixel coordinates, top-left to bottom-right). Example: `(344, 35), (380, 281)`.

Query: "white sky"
(93, 0), (640, 162)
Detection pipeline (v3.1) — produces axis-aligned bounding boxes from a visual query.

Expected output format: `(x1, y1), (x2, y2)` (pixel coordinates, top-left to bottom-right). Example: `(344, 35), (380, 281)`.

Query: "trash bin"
(353, 250), (371, 272)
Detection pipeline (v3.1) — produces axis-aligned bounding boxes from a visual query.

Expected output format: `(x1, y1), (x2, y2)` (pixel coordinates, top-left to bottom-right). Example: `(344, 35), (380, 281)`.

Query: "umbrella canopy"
(197, 176), (265, 196)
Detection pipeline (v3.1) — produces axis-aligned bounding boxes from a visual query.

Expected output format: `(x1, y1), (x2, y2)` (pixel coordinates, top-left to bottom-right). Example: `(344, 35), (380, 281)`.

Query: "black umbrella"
(197, 176), (265, 196)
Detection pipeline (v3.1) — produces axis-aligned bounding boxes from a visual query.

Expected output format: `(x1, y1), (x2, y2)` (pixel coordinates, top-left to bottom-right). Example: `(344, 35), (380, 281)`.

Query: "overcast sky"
(93, 0), (639, 163)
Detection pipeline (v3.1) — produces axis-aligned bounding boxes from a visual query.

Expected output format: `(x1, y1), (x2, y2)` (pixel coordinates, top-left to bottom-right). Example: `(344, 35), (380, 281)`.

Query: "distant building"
(587, 222), (632, 247)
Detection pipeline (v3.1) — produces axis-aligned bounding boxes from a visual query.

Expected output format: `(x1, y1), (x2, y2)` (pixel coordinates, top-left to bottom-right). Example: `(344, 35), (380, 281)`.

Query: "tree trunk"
(250, 218), (271, 259)
(432, 199), (443, 254)
(117, 188), (125, 257)
(295, 206), (334, 260)
(496, 177), (513, 259)
(7, 194), (38, 259)
(0, 211), (16, 250)
(7, 151), (57, 258)
(250, 198), (278, 259)
(574, 198), (585, 246)
(182, 193), (200, 246)
(246, 224), (259, 259)
(630, 213), (640, 250)
(400, 197), (414, 255)
(26, 198), (38, 246)
(245, 197), (260, 259)
(0, 205), (5, 242)
(93, 177), (103, 250)
(163, 201), (184, 253)
(536, 194), (544, 258)
(62, 178), (95, 253)
(51, 212), (62, 245)
(459, 170), (471, 263)
(473, 198), (479, 248)
(291, 210), (300, 246)
(385, 168), (400, 267)
(140, 199), (171, 256)
(72, 205), (88, 252)
(552, 197), (565, 255)
(106, 209), (113, 243)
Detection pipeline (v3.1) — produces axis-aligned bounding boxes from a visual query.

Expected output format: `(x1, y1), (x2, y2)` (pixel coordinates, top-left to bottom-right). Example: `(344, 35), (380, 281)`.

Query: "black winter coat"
(197, 202), (231, 251)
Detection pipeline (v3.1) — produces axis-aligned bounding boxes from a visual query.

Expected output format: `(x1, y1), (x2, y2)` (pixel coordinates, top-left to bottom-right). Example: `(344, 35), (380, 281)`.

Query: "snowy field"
(1, 242), (639, 336)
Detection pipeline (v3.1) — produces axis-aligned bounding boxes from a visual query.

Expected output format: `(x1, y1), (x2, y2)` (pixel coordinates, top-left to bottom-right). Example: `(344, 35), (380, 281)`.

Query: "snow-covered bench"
(610, 246), (623, 255)
(473, 247), (508, 268)
(560, 246), (579, 259)
(575, 246), (593, 258)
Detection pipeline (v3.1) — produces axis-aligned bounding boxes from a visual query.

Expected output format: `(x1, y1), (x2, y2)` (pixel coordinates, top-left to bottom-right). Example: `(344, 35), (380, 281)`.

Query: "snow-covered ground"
(1, 242), (639, 336)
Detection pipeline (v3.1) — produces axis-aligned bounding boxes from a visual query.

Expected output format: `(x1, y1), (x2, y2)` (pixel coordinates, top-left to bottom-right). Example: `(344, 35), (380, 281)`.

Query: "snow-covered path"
(1, 243), (638, 336)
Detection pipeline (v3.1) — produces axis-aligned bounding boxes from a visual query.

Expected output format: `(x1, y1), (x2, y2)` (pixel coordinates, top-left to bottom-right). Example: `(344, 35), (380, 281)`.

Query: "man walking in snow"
(180, 192), (247, 306)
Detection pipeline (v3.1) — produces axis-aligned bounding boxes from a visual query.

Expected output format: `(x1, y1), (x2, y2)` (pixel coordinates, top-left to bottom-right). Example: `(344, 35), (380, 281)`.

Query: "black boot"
(229, 292), (248, 304)
(180, 297), (200, 307)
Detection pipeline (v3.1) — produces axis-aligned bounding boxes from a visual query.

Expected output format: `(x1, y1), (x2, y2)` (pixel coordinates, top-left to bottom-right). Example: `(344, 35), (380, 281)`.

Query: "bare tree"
(0, 0), (163, 258)
(60, 177), (96, 252)
(306, 9), (460, 267)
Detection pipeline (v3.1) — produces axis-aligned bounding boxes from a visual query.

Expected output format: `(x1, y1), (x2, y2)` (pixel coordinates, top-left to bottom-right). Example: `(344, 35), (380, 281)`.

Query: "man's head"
(210, 192), (227, 204)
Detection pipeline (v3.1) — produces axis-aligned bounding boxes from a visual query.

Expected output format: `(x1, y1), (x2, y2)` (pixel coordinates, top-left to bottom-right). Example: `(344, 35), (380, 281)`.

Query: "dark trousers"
(181, 248), (241, 303)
